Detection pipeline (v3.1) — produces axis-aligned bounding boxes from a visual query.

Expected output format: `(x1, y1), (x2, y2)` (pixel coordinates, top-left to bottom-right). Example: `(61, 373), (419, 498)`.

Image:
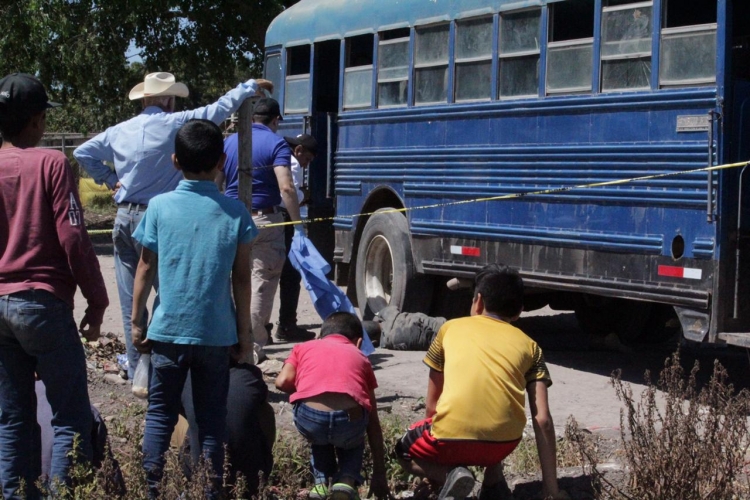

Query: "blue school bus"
(263, 0), (750, 346)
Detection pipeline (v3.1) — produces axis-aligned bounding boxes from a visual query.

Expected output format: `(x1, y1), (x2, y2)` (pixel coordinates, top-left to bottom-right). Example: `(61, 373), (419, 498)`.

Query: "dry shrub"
(568, 352), (750, 499)
(34, 415), (254, 499)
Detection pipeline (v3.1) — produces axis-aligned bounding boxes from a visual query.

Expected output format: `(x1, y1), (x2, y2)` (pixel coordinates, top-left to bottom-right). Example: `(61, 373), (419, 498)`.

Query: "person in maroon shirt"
(0, 73), (109, 500)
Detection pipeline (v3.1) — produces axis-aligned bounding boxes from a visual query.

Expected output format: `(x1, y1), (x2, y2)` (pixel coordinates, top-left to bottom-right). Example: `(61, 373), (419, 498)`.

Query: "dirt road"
(74, 252), (750, 438)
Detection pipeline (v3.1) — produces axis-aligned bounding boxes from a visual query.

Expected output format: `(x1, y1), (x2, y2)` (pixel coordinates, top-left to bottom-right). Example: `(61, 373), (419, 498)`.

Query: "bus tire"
(355, 209), (432, 319)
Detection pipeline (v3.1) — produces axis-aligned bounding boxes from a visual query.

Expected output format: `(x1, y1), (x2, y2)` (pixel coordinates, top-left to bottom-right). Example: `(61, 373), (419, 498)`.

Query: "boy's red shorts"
(395, 418), (520, 467)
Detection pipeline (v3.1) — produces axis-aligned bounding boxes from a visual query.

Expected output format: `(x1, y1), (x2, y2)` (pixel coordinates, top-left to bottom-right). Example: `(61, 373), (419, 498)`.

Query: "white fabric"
(279, 155), (305, 209)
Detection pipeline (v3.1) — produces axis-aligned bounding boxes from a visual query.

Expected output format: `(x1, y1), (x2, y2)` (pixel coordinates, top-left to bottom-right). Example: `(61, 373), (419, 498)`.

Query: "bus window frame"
(498, 7), (543, 100)
(658, 23), (718, 87)
(454, 15), (494, 103)
(546, 37), (595, 94)
(545, 0), (596, 95)
(377, 33), (411, 109)
(264, 50), (283, 102)
(413, 22), (452, 106)
(284, 44), (312, 115)
(343, 34), (376, 111)
(599, 0), (654, 93)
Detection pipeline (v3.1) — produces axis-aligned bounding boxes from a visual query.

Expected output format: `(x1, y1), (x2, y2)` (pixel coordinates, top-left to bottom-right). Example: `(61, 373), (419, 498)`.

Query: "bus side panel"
(334, 89), (721, 314)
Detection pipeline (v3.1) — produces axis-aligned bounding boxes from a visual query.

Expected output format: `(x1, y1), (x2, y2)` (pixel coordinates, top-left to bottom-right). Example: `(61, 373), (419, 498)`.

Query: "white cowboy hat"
(128, 72), (189, 100)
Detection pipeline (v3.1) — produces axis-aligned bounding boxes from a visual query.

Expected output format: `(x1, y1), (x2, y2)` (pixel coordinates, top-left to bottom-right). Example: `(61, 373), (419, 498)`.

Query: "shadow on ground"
(517, 311), (750, 392)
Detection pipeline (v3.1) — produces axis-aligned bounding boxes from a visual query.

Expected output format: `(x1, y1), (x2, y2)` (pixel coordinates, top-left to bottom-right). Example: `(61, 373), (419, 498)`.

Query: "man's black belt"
(251, 206), (279, 216)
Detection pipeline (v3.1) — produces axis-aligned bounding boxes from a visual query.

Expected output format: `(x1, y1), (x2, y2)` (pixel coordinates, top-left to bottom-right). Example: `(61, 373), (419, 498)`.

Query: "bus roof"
(266, 0), (556, 48)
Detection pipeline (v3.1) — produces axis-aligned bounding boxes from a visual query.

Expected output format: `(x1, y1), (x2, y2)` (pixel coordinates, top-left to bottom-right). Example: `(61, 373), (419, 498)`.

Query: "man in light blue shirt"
(74, 72), (271, 379)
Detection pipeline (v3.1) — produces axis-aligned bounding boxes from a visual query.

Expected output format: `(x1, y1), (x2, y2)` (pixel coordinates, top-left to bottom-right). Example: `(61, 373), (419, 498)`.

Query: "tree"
(0, 0), (298, 133)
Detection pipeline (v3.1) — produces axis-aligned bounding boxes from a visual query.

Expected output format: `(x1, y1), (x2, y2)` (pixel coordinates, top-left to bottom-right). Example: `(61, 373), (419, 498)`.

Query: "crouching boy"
(275, 312), (389, 500)
(131, 119), (256, 498)
(396, 264), (567, 500)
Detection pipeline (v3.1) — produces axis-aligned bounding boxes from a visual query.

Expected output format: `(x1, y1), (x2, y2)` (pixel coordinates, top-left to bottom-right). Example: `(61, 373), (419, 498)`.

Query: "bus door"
(307, 39), (340, 268)
(715, 4), (750, 343)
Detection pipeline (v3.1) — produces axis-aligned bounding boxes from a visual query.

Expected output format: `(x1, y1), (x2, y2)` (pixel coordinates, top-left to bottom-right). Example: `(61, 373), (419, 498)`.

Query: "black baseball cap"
(284, 134), (318, 155)
(253, 97), (283, 120)
(0, 73), (61, 114)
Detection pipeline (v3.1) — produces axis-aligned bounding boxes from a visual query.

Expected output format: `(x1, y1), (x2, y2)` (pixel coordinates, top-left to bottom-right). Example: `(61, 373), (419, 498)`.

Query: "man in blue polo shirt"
(222, 98), (302, 362)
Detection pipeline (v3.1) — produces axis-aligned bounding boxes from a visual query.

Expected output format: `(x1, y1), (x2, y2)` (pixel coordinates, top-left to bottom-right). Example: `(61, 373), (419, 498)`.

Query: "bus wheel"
(355, 209), (432, 319)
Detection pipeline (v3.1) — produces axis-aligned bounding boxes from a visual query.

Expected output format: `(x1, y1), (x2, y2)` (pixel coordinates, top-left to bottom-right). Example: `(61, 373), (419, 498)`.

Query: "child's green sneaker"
(309, 483), (328, 499)
(330, 482), (360, 500)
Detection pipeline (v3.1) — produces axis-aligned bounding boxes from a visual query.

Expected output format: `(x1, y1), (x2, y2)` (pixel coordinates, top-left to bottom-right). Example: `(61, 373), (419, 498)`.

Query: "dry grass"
(41, 370), (750, 500)
(567, 352), (750, 500)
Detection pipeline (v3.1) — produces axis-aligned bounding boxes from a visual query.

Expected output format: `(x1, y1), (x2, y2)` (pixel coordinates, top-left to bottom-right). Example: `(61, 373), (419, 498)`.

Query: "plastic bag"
(116, 353), (129, 374)
(131, 354), (150, 399)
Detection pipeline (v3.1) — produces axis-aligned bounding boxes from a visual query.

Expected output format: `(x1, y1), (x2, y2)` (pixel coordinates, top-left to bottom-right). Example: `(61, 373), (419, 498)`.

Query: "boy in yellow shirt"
(396, 264), (566, 500)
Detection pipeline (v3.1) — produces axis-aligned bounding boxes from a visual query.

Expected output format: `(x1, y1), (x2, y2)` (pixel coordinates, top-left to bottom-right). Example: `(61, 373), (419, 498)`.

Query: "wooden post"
(237, 100), (254, 211)
(237, 97), (255, 363)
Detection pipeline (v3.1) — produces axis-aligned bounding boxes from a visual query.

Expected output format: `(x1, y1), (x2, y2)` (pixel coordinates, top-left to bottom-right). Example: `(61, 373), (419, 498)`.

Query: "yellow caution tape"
(261, 160), (750, 228)
(84, 160), (750, 236)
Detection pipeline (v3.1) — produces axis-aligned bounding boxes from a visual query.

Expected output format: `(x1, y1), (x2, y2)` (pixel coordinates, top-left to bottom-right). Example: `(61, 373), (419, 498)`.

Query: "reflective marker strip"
(658, 265), (702, 280)
(450, 245), (481, 257)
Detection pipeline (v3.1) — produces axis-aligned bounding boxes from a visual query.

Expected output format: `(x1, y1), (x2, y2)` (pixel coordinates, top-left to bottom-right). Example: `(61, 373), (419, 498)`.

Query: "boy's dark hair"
(174, 119), (224, 173)
(320, 312), (363, 342)
(0, 110), (34, 140)
(474, 264), (524, 318)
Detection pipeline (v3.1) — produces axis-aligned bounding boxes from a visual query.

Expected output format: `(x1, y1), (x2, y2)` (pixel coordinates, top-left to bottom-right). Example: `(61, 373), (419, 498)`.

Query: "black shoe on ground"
(273, 324), (316, 343)
(438, 467), (475, 500)
(478, 477), (513, 500)
(265, 323), (274, 345)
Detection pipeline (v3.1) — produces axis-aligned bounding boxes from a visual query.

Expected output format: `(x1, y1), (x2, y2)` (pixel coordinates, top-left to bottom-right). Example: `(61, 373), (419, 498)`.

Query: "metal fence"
(38, 133), (97, 157)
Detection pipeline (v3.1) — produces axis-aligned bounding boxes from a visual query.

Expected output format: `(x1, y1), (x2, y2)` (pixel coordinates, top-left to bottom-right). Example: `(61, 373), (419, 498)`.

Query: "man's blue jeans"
(293, 403), (368, 486)
(142, 342), (230, 498)
(113, 206), (156, 379)
(0, 290), (93, 500)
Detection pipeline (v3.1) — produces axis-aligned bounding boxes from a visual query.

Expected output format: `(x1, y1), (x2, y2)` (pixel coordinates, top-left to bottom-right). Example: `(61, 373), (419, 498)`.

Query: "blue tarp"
(288, 230), (376, 356)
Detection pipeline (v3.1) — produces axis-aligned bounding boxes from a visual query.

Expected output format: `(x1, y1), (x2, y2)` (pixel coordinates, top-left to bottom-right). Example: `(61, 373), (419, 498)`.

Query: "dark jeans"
(181, 364), (274, 496)
(278, 209), (301, 326)
(293, 403), (368, 485)
(0, 290), (93, 500)
(142, 342), (230, 498)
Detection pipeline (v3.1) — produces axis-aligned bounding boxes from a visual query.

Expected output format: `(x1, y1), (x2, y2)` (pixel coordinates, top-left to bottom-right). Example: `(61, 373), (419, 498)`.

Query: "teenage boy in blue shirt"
(130, 119), (257, 498)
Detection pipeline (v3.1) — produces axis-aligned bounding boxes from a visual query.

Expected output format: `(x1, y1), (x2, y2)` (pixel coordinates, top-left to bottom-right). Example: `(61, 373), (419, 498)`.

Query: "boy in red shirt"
(275, 312), (389, 500)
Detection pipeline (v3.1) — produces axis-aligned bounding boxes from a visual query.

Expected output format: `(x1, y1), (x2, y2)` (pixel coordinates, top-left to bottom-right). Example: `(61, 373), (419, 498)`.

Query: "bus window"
(455, 17), (493, 102)
(659, 0), (717, 87)
(285, 45), (311, 114)
(499, 9), (542, 98)
(414, 24), (450, 105)
(264, 53), (282, 98)
(547, 0), (595, 94)
(377, 29), (409, 107)
(344, 35), (374, 110)
(732, 3), (750, 80)
(600, 1), (653, 92)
